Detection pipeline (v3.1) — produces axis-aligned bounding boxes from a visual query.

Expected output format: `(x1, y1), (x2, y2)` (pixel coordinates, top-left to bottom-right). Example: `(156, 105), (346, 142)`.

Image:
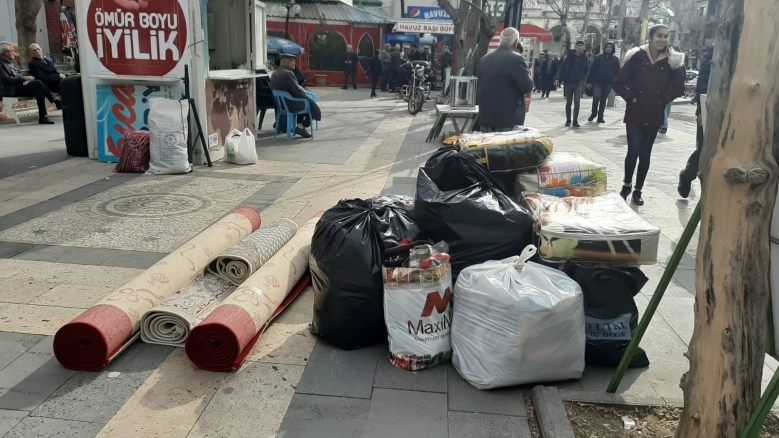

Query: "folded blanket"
(456, 127), (553, 173)
(523, 192), (660, 264)
(516, 152), (607, 196)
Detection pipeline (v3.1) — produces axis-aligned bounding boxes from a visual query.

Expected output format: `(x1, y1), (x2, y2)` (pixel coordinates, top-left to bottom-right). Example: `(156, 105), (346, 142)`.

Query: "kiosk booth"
(75, 0), (268, 165)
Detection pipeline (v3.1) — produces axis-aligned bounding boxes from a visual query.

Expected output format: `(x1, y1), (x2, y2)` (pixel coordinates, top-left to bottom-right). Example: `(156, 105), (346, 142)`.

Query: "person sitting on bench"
(28, 43), (66, 93)
(0, 41), (61, 124)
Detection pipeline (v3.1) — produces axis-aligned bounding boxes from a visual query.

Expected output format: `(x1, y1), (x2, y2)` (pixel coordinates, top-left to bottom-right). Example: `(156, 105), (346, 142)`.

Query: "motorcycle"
(684, 77), (697, 101)
(404, 61), (432, 115)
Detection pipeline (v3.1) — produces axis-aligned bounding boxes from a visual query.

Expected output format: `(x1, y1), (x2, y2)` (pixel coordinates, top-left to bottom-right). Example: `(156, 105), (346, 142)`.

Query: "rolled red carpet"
(186, 214), (320, 371)
(185, 275), (311, 371)
(53, 207), (261, 371)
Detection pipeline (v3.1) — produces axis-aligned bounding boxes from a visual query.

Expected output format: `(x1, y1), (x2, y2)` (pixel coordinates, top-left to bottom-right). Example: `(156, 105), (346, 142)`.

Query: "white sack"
(147, 98), (192, 175)
(452, 246), (585, 389)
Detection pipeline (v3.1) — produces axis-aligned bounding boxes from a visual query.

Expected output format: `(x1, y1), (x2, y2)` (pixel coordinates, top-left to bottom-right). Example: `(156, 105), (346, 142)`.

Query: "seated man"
(29, 43), (66, 93)
(270, 54), (320, 138)
(0, 41), (60, 124)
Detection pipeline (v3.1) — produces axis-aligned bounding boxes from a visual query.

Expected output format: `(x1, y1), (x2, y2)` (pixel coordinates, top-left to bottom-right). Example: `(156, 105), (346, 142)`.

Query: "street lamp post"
(282, 0), (301, 41)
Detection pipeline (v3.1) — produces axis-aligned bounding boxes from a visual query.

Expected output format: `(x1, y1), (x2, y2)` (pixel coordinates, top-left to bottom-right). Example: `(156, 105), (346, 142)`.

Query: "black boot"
(588, 113), (596, 122)
(678, 171), (692, 198)
(39, 117), (55, 125)
(619, 184), (632, 200)
(631, 190), (644, 206)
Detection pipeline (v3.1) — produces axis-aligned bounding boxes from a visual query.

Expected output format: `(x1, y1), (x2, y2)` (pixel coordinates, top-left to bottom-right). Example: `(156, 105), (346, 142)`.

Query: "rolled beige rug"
(53, 207), (261, 371)
(207, 219), (298, 285)
(186, 214), (320, 371)
(140, 220), (298, 347)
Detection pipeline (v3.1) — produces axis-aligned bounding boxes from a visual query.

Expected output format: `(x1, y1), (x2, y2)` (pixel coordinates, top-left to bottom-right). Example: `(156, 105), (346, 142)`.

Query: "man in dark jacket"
(0, 41), (60, 124)
(271, 54), (321, 138)
(586, 41), (620, 123)
(476, 27), (534, 131)
(342, 45), (359, 90)
(678, 45), (713, 198)
(28, 43), (66, 93)
(555, 41), (589, 127)
(389, 45), (402, 92)
(379, 44), (391, 92)
(440, 46), (453, 85)
(369, 50), (383, 98)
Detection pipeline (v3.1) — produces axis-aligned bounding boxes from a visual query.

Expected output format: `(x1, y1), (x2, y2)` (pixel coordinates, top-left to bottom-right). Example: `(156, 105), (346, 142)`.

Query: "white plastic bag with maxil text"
(383, 261), (453, 371)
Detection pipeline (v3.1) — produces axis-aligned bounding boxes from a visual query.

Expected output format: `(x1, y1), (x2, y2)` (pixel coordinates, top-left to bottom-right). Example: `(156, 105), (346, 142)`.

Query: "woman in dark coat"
(369, 50), (383, 98)
(613, 24), (685, 205)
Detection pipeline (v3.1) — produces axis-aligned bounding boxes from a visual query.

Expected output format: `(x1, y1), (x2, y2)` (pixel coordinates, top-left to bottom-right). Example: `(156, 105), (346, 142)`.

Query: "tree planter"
(525, 386), (779, 437)
(314, 75), (327, 87)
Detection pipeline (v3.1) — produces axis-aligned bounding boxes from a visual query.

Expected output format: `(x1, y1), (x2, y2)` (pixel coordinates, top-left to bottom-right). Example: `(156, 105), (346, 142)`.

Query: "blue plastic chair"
(272, 90), (315, 140)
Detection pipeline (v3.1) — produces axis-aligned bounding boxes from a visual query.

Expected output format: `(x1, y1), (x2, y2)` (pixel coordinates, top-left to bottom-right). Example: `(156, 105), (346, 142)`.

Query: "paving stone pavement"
(0, 87), (776, 437)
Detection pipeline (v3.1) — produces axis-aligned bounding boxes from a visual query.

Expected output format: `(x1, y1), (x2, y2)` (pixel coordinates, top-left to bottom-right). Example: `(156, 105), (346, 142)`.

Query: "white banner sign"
(393, 21), (454, 34)
(82, 0), (190, 78)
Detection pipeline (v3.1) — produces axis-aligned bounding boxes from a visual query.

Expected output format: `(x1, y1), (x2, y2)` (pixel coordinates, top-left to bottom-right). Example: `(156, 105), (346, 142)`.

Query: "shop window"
(309, 30), (347, 71)
(357, 33), (374, 74)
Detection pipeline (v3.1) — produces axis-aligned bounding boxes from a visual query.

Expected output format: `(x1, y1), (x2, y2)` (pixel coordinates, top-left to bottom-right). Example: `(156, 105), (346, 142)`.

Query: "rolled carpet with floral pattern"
(53, 207), (261, 371)
(185, 214), (320, 372)
(140, 220), (299, 347)
(206, 219), (299, 285)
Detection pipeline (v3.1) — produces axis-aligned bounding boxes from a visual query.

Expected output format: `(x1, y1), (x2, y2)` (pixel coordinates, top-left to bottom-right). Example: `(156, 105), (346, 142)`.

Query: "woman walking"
(613, 24), (685, 205)
(369, 50), (383, 99)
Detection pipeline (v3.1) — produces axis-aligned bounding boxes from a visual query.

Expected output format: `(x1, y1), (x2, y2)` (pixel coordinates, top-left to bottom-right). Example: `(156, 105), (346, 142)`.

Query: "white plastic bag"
(224, 128), (258, 165)
(383, 260), (453, 371)
(452, 245), (585, 389)
(147, 98), (192, 175)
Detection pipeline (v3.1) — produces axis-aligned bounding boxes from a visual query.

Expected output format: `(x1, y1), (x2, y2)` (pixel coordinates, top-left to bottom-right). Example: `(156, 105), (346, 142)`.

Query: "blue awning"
(267, 36), (304, 55)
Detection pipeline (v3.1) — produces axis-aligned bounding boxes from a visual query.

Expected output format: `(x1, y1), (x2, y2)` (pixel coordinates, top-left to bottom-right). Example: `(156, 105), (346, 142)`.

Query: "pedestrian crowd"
(475, 24), (707, 208)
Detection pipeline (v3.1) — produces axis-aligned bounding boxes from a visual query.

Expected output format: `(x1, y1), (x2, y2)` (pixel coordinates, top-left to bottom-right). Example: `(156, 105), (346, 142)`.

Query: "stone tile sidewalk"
(0, 88), (774, 437)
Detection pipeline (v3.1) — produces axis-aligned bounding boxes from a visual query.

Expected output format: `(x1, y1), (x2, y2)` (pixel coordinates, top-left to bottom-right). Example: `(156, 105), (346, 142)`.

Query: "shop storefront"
(75, 0), (268, 165)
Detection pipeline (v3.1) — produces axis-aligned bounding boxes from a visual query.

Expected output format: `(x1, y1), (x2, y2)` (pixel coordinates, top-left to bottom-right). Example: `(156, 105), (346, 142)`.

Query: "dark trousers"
(624, 125), (660, 190)
(9, 80), (55, 118)
(590, 83), (612, 120)
(279, 113), (310, 128)
(380, 71), (389, 91)
(389, 71), (398, 91)
(343, 70), (357, 89)
(370, 75), (380, 97)
(563, 81), (583, 122)
(681, 123), (704, 181)
(43, 77), (62, 94)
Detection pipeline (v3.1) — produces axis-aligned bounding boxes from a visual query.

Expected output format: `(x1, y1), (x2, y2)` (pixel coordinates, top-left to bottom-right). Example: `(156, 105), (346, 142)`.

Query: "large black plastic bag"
(423, 148), (509, 193)
(564, 263), (650, 368)
(310, 198), (421, 350)
(414, 156), (534, 278)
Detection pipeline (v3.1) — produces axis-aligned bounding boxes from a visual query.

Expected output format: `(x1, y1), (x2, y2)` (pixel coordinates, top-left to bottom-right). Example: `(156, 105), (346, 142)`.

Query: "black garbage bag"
(564, 263), (650, 368)
(423, 149), (509, 194)
(310, 198), (422, 350)
(414, 161), (534, 278)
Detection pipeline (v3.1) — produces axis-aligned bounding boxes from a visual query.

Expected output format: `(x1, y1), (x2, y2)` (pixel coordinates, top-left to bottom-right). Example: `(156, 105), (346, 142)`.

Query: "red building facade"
(266, 20), (385, 86)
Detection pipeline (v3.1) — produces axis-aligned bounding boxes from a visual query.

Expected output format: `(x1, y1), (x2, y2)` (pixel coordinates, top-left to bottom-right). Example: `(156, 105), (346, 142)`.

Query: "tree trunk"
(560, 15), (570, 51)
(579, 0), (594, 39)
(676, 0), (779, 435)
(14, 0), (44, 68)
